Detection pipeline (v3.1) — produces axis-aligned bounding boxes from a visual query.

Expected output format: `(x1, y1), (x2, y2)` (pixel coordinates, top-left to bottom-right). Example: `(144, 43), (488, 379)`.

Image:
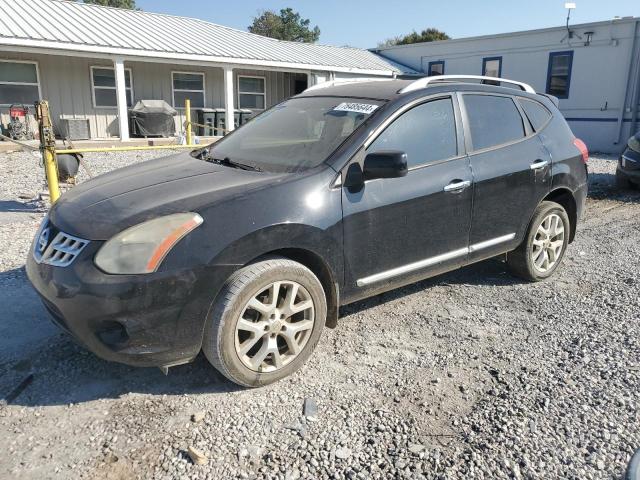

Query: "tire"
(202, 256), (326, 387)
(506, 201), (570, 282)
(616, 169), (638, 190)
(627, 448), (640, 480)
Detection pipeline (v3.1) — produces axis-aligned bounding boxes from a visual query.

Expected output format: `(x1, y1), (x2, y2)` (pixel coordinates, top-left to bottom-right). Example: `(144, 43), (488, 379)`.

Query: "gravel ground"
(0, 150), (638, 480)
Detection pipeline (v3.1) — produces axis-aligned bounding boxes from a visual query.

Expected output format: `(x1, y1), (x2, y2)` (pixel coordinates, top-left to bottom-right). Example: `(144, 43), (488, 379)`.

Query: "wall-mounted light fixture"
(584, 31), (594, 46)
(562, 2), (582, 43)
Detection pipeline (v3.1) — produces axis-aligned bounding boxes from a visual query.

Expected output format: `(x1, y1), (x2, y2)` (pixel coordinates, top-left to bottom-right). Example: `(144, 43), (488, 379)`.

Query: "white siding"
(0, 51), (117, 138)
(0, 52), (311, 138)
(376, 19), (640, 153)
(233, 68), (302, 112)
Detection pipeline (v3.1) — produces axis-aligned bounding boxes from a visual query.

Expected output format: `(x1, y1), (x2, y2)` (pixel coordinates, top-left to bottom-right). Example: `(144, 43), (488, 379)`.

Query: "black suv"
(616, 131), (640, 189)
(27, 77), (589, 387)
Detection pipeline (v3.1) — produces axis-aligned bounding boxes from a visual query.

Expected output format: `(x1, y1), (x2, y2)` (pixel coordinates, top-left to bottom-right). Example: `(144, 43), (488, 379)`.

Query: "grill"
(33, 220), (89, 267)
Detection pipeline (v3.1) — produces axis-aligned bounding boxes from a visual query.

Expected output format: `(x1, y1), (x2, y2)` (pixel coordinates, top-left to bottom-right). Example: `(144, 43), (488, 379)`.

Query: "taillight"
(573, 138), (589, 164)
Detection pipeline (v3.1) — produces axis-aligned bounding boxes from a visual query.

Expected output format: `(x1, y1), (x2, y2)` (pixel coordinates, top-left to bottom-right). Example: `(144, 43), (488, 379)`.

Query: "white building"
(0, 0), (415, 141)
(373, 17), (640, 153)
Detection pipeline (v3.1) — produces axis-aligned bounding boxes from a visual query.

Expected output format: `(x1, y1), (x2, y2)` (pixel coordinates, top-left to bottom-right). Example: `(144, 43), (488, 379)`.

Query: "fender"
(208, 222), (344, 328)
(209, 222), (343, 284)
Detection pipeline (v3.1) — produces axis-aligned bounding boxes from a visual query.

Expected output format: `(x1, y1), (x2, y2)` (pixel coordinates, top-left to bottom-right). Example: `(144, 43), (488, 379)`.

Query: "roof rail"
(398, 75), (536, 94)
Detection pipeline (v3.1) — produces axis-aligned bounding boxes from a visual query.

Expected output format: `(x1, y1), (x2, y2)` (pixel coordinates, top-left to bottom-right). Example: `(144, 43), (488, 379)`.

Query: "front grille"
(33, 220), (89, 267)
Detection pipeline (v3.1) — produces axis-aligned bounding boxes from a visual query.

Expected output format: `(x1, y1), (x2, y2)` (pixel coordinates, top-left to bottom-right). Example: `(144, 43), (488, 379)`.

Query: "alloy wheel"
(531, 213), (565, 273)
(234, 281), (315, 372)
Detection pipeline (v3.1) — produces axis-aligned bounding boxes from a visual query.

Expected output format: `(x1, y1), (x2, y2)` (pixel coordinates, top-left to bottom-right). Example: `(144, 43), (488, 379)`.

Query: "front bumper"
(617, 166), (640, 184)
(618, 149), (640, 184)
(26, 240), (237, 368)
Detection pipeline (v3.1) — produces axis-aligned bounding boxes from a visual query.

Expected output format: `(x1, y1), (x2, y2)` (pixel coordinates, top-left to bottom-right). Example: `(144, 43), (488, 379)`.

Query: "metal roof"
(0, 0), (417, 75)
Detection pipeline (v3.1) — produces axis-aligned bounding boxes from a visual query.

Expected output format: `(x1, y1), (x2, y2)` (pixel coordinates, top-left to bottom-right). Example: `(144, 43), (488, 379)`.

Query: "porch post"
(113, 57), (130, 141)
(223, 66), (235, 133)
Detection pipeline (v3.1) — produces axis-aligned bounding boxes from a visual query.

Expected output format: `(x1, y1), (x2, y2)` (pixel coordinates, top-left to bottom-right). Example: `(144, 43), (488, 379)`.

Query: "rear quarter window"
(518, 98), (552, 131)
(463, 94), (525, 151)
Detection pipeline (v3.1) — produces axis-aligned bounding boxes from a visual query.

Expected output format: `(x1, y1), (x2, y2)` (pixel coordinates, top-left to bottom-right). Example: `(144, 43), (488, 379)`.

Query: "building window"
(91, 66), (133, 108)
(546, 51), (573, 99)
(0, 60), (40, 105)
(482, 57), (502, 78)
(427, 61), (445, 76)
(238, 76), (266, 109)
(172, 72), (205, 108)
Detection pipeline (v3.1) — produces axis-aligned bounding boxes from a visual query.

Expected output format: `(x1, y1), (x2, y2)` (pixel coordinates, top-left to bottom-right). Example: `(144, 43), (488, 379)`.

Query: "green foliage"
(248, 8), (320, 43)
(378, 28), (450, 47)
(81, 0), (138, 9)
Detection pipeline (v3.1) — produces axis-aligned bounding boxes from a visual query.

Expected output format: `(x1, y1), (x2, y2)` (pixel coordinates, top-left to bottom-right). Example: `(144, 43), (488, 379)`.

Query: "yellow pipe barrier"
(185, 98), (192, 146)
(31, 98), (214, 203)
(56, 144), (199, 155)
(43, 147), (60, 203)
(35, 101), (61, 203)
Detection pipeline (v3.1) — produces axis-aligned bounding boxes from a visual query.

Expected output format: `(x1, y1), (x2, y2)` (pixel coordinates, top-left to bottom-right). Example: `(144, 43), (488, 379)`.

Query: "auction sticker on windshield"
(333, 102), (379, 114)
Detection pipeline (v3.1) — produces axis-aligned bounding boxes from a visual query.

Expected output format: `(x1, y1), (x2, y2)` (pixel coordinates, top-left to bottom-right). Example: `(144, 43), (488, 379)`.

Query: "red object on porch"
(9, 105), (29, 119)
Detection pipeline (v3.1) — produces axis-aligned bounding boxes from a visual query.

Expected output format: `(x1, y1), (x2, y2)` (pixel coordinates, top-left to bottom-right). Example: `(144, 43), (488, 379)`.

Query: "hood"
(50, 153), (282, 240)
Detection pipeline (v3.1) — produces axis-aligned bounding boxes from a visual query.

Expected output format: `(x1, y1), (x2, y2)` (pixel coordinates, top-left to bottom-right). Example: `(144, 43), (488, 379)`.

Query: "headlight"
(94, 213), (203, 274)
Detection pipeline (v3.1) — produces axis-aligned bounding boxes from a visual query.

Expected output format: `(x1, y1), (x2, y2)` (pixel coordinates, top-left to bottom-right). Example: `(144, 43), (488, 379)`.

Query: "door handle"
(444, 180), (471, 192)
(530, 159), (549, 170)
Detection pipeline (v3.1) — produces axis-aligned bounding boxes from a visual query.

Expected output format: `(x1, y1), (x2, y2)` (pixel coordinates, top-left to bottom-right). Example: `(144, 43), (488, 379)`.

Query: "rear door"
(460, 93), (551, 262)
(341, 95), (473, 295)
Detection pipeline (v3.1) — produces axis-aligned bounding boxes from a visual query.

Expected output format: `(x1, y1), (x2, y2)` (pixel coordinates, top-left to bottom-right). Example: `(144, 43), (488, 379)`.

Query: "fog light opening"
(97, 321), (130, 349)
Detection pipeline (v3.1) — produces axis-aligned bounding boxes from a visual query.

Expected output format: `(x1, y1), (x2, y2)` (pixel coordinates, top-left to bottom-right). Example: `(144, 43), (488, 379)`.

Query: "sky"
(135, 0), (639, 48)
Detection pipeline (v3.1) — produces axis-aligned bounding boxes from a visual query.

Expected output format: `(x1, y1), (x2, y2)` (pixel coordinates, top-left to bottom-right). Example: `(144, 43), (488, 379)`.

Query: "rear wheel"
(202, 257), (326, 387)
(507, 201), (570, 282)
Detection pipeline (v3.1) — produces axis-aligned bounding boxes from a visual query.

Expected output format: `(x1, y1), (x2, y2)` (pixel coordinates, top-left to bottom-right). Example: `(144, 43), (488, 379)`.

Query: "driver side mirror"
(363, 151), (408, 181)
(343, 151), (408, 192)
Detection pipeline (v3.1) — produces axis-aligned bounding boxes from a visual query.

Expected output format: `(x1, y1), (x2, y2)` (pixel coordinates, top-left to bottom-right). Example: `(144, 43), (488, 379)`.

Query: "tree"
(81, 0), (138, 9)
(378, 28), (450, 47)
(248, 8), (320, 43)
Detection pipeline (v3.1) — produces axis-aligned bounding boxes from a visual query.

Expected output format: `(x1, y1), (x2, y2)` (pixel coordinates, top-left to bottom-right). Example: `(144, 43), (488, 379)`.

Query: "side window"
(463, 95), (525, 151)
(428, 61), (445, 76)
(172, 72), (205, 108)
(238, 76), (266, 110)
(518, 99), (552, 131)
(368, 97), (457, 169)
(91, 67), (133, 108)
(482, 57), (502, 77)
(0, 61), (40, 105)
(546, 51), (573, 99)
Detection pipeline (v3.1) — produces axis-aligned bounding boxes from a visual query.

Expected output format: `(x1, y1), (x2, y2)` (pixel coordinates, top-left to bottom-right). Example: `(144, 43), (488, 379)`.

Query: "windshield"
(207, 97), (384, 173)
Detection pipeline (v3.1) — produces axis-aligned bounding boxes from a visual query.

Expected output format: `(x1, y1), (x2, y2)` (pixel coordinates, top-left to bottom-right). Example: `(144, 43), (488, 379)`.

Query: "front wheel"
(507, 201), (570, 282)
(616, 169), (637, 190)
(202, 257), (326, 387)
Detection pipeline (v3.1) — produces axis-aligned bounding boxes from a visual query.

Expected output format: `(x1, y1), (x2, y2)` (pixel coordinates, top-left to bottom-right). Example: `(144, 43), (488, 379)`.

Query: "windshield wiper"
(206, 156), (262, 172)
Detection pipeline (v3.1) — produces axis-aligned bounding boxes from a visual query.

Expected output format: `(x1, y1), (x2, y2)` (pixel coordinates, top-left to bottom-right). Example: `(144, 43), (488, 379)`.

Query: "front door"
(341, 96), (473, 296)
(460, 93), (552, 262)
